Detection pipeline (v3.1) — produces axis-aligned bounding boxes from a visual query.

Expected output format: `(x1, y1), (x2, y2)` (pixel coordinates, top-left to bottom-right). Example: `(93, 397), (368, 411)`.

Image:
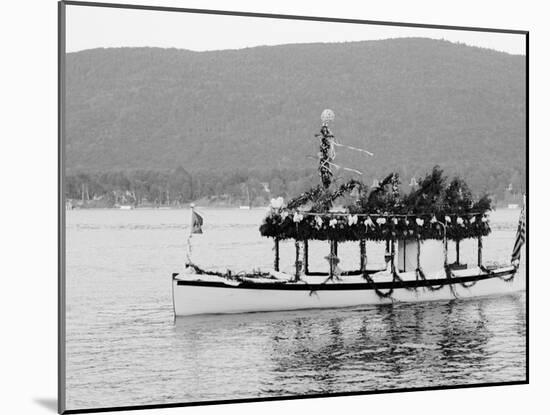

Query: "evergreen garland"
(260, 166), (492, 242)
(185, 262), (277, 282)
(363, 273), (395, 299)
(416, 268), (446, 291)
(392, 268), (418, 292)
(318, 125), (335, 189)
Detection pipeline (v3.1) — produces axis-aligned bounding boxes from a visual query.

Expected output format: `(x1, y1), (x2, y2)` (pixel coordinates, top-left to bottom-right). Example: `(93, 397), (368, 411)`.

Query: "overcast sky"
(66, 4), (526, 55)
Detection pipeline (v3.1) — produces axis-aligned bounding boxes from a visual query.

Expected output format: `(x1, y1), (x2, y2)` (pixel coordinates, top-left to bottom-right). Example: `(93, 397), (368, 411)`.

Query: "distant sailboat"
(239, 184), (252, 210)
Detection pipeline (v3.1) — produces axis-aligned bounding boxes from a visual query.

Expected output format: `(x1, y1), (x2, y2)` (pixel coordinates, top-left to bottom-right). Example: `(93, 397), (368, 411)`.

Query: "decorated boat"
(172, 110), (526, 316)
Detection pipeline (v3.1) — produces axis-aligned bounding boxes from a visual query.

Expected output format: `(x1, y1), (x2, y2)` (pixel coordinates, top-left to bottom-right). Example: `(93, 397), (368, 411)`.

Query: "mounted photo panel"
(59, 1), (528, 413)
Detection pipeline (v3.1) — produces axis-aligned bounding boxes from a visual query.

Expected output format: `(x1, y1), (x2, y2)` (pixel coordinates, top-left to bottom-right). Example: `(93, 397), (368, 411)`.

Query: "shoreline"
(66, 204), (267, 210)
(65, 204), (521, 211)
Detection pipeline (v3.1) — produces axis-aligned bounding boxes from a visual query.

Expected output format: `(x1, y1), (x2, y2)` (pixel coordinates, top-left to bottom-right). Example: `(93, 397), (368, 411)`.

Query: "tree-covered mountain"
(65, 38), (526, 198)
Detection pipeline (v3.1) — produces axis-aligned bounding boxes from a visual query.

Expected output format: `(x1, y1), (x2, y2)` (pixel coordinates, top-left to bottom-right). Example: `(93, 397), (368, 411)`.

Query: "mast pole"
(319, 109), (338, 280)
(318, 109), (335, 190)
(360, 239), (366, 271)
(328, 240), (338, 279)
(304, 240), (309, 274)
(294, 240), (301, 281)
(416, 236), (421, 274)
(477, 236), (483, 267)
(274, 237), (280, 272)
(390, 239), (396, 273)
(442, 221), (448, 267)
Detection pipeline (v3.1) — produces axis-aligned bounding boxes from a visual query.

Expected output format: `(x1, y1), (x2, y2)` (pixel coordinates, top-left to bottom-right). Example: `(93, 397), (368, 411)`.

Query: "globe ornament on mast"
(318, 109), (336, 189)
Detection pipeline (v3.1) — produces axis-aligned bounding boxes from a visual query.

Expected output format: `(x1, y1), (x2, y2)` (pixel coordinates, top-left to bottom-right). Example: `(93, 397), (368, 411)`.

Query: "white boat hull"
(172, 266), (525, 316)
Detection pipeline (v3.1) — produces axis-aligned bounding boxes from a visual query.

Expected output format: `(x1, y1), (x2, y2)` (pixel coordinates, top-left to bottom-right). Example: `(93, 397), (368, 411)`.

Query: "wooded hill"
(65, 38), (526, 199)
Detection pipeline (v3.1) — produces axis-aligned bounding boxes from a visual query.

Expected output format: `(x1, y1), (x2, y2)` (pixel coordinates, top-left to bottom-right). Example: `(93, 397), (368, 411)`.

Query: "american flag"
(511, 197), (526, 265)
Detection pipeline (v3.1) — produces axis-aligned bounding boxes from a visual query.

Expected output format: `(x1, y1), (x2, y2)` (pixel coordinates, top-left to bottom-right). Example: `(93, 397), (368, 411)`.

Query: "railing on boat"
(273, 232), (485, 282)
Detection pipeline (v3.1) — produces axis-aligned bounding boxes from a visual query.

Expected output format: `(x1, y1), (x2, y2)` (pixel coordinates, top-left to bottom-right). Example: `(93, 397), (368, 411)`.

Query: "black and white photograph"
(59, 1), (527, 413)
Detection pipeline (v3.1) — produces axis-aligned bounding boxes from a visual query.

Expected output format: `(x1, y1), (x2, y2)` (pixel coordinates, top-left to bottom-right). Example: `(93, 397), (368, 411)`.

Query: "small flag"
(191, 209), (203, 234)
(511, 197), (526, 265)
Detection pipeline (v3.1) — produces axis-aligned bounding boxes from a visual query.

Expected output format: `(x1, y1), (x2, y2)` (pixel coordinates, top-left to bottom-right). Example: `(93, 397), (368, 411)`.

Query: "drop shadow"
(34, 398), (57, 412)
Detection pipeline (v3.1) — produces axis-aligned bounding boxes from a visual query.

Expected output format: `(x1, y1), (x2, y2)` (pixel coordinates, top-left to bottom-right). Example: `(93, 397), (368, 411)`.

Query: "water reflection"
(170, 293), (524, 400)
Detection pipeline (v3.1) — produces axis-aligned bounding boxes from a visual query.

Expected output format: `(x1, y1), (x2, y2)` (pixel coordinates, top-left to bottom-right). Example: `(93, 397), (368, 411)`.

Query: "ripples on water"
(65, 208), (526, 410)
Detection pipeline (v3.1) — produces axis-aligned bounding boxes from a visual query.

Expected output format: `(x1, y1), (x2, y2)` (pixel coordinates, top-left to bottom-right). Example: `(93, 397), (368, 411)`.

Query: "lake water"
(64, 208), (526, 410)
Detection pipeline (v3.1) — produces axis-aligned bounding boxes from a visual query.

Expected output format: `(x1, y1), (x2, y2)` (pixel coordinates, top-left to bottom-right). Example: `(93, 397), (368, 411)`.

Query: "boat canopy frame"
(273, 230), (484, 281)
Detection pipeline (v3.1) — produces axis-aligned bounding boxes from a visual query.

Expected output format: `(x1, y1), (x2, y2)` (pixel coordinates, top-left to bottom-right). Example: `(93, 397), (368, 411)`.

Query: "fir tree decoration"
(444, 177), (473, 213)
